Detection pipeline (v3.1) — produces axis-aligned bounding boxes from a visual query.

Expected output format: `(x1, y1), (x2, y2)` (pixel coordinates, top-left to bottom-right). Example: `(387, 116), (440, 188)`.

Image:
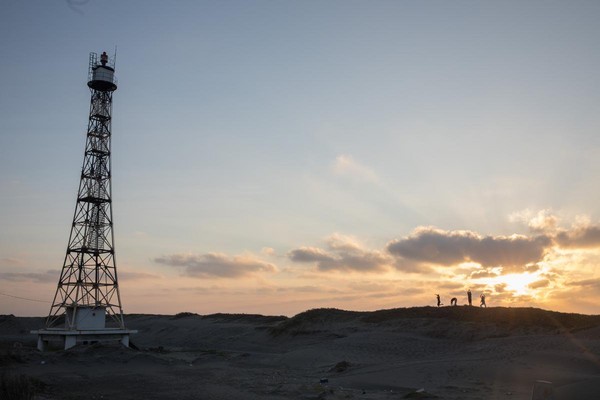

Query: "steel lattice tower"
(46, 51), (125, 331)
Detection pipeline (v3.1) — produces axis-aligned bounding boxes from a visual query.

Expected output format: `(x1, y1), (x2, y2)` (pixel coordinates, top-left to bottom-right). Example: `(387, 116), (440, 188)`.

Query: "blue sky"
(2, 1), (600, 316)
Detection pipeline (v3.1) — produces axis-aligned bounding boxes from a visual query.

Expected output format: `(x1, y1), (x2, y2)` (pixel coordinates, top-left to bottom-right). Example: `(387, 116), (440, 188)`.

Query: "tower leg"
(37, 335), (46, 352)
(64, 335), (77, 350)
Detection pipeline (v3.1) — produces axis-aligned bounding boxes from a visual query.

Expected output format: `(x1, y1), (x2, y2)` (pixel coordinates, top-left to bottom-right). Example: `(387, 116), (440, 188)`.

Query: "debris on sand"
(403, 388), (438, 398)
(329, 360), (351, 373)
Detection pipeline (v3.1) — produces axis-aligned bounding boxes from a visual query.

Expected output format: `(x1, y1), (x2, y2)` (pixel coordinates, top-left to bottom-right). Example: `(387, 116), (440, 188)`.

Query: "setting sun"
(492, 273), (540, 296)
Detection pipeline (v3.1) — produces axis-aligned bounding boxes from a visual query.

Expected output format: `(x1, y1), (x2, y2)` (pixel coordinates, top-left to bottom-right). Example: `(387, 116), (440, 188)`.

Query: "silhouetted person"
(480, 293), (487, 308)
(467, 289), (472, 306)
(450, 297), (457, 306)
(436, 294), (442, 307)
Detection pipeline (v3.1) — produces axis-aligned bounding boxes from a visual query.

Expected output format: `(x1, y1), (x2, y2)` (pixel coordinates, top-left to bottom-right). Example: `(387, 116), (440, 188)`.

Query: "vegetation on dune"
(171, 312), (199, 319)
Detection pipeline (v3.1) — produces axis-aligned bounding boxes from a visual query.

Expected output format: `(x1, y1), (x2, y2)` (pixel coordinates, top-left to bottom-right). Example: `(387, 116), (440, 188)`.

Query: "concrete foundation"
(32, 329), (137, 351)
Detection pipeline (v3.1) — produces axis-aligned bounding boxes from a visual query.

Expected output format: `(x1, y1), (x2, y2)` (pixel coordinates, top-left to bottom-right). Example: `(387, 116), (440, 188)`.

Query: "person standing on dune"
(436, 294), (442, 307)
(467, 289), (472, 306)
(480, 293), (487, 308)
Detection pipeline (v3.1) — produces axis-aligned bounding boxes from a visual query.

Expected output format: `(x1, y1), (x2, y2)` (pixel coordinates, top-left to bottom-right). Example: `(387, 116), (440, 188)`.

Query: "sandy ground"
(1, 307), (600, 399)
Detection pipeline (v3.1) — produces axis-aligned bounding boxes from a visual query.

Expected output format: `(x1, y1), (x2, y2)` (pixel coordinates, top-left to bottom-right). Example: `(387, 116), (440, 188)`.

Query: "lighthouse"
(33, 51), (135, 351)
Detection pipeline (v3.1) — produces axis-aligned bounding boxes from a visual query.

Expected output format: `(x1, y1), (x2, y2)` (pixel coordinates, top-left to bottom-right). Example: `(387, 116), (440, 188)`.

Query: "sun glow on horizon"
(491, 273), (541, 296)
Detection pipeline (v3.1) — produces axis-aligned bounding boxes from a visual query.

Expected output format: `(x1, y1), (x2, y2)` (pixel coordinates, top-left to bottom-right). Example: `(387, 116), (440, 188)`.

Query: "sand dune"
(1, 307), (600, 399)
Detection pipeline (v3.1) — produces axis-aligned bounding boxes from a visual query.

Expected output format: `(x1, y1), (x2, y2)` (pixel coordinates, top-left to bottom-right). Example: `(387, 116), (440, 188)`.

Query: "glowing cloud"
(288, 234), (392, 272)
(509, 209), (559, 233)
(387, 226), (551, 272)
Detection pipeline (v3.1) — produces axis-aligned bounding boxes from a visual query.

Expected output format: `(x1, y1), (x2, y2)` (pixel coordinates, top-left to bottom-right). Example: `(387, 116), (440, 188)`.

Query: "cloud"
(0, 270), (56, 283)
(287, 234), (392, 272)
(494, 283), (508, 293)
(326, 233), (362, 252)
(347, 281), (395, 292)
(399, 287), (425, 296)
(0, 258), (26, 267)
(288, 247), (334, 263)
(528, 210), (559, 233)
(387, 226), (551, 271)
(154, 253), (276, 278)
(438, 281), (464, 290)
(469, 269), (499, 279)
(555, 226), (600, 249)
(275, 285), (325, 293)
(261, 247), (276, 256)
(509, 209), (559, 233)
(118, 271), (162, 281)
(528, 279), (550, 289)
(509, 209), (600, 249)
(523, 264), (541, 273)
(393, 258), (434, 274)
(331, 154), (380, 183)
(552, 278), (600, 309)
(566, 278), (600, 289)
(540, 271), (560, 282)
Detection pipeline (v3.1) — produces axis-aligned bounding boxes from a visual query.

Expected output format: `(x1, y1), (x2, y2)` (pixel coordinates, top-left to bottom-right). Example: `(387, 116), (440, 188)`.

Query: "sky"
(1, 1), (600, 317)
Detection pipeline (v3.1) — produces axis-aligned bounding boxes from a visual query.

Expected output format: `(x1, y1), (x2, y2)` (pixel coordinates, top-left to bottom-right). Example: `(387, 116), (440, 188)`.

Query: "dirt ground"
(2, 307), (600, 399)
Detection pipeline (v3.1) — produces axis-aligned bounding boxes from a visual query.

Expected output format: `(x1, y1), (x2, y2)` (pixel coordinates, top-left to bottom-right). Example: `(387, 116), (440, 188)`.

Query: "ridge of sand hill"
(268, 306), (600, 337)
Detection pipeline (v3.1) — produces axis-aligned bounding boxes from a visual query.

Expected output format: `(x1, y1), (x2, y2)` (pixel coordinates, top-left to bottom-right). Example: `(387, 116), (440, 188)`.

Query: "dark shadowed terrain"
(1, 307), (600, 399)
